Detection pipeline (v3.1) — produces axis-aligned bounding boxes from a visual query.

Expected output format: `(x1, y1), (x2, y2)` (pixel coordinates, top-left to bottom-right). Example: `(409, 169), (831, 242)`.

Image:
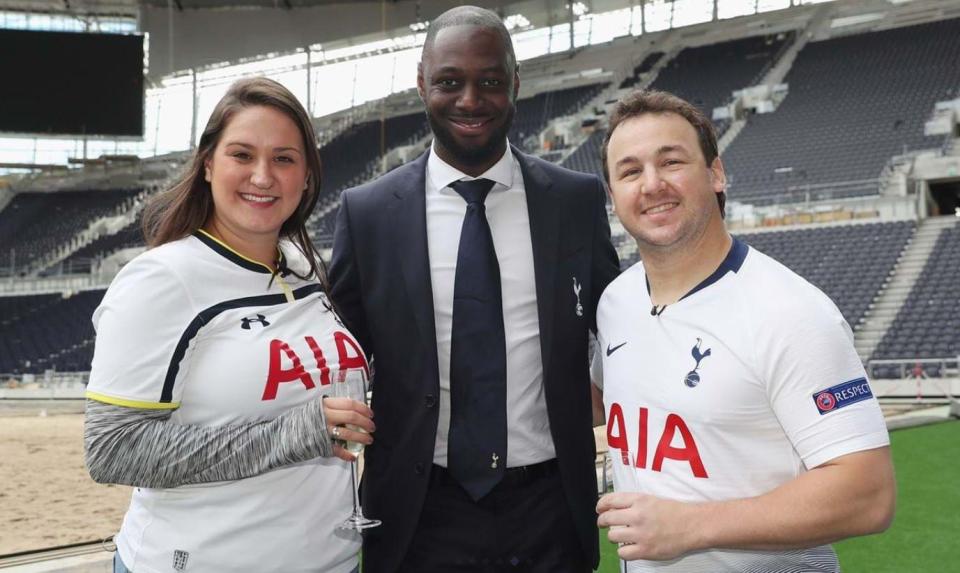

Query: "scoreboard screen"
(0, 29), (144, 137)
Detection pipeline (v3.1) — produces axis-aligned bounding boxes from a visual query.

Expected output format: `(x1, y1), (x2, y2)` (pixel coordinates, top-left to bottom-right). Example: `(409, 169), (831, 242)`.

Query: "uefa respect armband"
(812, 377), (874, 415)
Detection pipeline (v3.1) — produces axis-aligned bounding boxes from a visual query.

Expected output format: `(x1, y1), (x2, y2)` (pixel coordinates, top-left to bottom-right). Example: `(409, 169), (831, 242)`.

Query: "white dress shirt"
(425, 142), (557, 467)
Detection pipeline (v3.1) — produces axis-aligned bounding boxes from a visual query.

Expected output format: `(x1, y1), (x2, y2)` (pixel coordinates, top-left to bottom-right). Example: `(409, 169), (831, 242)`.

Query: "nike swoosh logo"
(606, 342), (627, 357)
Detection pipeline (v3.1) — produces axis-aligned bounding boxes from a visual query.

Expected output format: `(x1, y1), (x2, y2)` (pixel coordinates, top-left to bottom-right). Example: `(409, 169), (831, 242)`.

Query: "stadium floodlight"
(504, 14), (531, 30)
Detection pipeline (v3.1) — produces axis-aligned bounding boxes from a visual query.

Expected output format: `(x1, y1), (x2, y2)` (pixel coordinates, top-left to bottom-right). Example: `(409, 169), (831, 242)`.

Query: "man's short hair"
(422, 5), (517, 72)
(602, 89), (725, 217)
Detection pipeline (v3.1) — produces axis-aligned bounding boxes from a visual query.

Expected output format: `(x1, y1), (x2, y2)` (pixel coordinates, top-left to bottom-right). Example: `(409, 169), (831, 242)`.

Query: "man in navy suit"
(329, 6), (620, 572)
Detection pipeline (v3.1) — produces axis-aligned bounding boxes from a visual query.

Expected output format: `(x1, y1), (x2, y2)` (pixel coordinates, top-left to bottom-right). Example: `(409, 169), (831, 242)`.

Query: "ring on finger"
(331, 426), (342, 440)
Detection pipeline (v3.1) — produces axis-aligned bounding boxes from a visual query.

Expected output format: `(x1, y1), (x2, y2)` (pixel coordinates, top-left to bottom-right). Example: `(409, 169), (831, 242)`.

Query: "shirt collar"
(195, 229), (285, 275)
(644, 237), (750, 301)
(428, 140), (515, 193)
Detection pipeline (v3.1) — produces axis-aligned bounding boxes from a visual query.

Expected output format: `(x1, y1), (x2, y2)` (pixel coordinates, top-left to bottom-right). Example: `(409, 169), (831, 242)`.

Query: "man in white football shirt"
(592, 90), (896, 572)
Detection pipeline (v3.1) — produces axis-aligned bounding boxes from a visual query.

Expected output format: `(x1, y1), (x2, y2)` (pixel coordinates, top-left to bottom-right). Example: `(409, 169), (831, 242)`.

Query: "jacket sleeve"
(328, 190), (372, 354)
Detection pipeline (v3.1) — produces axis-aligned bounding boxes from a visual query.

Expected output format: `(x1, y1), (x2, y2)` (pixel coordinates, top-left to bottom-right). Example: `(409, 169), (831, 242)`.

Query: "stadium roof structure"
(0, 0), (421, 15)
(140, 0), (408, 7)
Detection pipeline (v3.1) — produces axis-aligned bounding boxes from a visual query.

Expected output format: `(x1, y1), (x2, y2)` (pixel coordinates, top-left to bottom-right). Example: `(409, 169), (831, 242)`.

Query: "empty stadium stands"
(41, 217), (145, 276)
(319, 112), (429, 200)
(0, 189), (140, 276)
(510, 82), (608, 151)
(723, 18), (960, 204)
(619, 51), (663, 89)
(558, 34), (791, 180)
(0, 290), (104, 373)
(648, 32), (793, 137)
(561, 130), (605, 178)
(872, 219), (960, 374)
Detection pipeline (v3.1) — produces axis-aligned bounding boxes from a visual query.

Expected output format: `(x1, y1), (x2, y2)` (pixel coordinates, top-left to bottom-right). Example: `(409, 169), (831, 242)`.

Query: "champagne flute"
(332, 368), (381, 531)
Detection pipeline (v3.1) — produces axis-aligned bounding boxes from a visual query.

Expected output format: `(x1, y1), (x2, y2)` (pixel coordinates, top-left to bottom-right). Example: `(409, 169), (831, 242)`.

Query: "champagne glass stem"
(350, 459), (360, 515)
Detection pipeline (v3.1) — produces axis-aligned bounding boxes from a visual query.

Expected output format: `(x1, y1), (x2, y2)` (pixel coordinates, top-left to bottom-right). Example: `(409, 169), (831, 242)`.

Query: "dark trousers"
(397, 460), (589, 573)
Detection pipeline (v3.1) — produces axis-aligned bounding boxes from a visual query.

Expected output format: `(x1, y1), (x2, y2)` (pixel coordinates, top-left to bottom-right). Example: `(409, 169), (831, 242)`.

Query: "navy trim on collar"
(682, 237), (749, 300)
(645, 237), (750, 301)
(194, 231), (275, 274)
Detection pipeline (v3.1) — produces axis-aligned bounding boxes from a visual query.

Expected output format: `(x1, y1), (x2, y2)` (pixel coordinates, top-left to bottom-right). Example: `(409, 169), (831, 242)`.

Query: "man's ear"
(417, 62), (426, 102)
(512, 63), (521, 101)
(709, 156), (727, 195)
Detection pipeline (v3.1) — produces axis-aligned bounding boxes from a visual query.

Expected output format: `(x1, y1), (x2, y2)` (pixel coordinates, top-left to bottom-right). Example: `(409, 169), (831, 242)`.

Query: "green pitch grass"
(596, 420), (960, 572)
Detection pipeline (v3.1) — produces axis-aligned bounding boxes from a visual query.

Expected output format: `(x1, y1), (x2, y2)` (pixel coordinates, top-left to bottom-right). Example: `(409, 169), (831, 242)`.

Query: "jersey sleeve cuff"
(802, 431), (891, 470)
(85, 390), (181, 410)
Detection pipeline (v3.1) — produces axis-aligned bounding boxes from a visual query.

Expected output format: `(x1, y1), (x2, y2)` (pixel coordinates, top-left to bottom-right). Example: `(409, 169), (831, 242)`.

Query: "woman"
(84, 77), (374, 573)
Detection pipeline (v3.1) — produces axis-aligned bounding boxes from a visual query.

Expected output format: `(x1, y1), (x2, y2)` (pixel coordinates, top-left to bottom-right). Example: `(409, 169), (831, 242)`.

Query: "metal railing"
(0, 370), (90, 388)
(867, 357), (959, 380)
(726, 177), (882, 210)
(0, 274), (98, 295)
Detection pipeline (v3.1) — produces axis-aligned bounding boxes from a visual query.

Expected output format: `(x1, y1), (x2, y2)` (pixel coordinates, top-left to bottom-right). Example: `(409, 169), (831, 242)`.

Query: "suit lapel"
(391, 150), (438, 352)
(514, 146), (559, 376)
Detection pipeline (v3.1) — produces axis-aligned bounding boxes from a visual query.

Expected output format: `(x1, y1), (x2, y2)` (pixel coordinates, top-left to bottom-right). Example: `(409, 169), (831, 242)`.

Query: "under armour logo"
(241, 314), (270, 330)
(683, 337), (712, 388)
(572, 277), (583, 317)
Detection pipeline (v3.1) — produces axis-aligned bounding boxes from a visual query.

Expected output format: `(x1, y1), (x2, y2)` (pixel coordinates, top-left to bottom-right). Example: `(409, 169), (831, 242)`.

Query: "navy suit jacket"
(329, 146), (620, 572)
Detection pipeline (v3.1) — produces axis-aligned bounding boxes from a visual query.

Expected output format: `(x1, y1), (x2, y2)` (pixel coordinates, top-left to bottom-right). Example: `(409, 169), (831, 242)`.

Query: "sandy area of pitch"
(0, 410), (130, 555)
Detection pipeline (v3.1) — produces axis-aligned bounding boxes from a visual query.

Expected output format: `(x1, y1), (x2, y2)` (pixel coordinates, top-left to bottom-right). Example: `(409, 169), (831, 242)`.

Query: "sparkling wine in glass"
(332, 368), (381, 531)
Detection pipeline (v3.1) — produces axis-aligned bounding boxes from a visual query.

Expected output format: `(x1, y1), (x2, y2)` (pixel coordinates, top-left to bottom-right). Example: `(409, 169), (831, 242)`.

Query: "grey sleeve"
(84, 397), (335, 489)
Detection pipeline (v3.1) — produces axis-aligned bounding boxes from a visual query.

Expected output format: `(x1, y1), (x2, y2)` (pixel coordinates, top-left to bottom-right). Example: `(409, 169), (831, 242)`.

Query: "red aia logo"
(261, 331), (367, 400)
(606, 403), (708, 478)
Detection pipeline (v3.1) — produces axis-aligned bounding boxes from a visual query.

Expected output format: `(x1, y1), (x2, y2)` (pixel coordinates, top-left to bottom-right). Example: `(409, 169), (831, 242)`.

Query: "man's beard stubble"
(426, 104), (516, 168)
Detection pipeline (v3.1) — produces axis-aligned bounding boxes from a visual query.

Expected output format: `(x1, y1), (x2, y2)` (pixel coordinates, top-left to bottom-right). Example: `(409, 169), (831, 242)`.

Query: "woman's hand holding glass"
(329, 369), (382, 530)
(322, 394), (374, 462)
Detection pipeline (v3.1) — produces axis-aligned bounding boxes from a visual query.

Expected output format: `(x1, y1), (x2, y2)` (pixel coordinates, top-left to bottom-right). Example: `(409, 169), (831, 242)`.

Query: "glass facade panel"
(513, 27), (551, 60)
(758, 0), (792, 13)
(719, 0), (758, 19)
(549, 23), (572, 53)
(588, 8), (632, 45)
(644, 0), (674, 32)
(672, 0), (715, 28)
(312, 60), (360, 118)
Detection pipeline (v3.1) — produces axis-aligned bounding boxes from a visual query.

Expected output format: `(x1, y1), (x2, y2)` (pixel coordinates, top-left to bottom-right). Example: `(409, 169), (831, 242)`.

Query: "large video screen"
(0, 29), (144, 137)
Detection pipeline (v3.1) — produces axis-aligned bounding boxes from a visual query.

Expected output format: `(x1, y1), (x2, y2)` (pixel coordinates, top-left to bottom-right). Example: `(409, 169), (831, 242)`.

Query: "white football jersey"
(593, 239), (889, 573)
(87, 232), (363, 573)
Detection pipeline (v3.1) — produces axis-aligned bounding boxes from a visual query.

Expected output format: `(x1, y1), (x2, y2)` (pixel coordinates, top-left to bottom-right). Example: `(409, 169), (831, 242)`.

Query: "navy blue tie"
(447, 178), (507, 501)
